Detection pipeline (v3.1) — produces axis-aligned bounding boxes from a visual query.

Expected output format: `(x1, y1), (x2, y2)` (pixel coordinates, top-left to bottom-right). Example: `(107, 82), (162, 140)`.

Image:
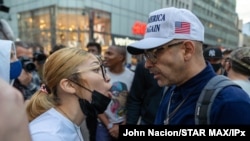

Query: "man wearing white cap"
(127, 7), (250, 125)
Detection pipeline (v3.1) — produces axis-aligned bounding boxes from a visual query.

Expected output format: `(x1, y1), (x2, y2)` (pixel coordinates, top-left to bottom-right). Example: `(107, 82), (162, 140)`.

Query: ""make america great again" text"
(146, 14), (165, 33)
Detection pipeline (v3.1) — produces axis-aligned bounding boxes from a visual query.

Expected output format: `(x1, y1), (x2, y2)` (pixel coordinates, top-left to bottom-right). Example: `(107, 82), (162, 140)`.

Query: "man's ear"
(117, 54), (125, 62)
(183, 41), (195, 61)
(59, 79), (76, 94)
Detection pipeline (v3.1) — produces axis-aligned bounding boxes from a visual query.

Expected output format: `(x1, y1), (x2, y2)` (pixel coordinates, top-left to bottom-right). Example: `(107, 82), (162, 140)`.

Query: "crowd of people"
(1, 6), (250, 141)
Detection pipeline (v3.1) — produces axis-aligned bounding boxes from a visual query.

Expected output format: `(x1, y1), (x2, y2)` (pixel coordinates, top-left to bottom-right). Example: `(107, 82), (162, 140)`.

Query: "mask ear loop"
(68, 79), (92, 93)
(68, 79), (95, 104)
(10, 42), (17, 86)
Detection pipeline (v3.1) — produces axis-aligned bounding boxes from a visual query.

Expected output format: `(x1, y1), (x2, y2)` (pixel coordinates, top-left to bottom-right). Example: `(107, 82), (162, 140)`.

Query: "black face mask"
(79, 90), (111, 117)
(211, 63), (222, 73)
(68, 79), (111, 117)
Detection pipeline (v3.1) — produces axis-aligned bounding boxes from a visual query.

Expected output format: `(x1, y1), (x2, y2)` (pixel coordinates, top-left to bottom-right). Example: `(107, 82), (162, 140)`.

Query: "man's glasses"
(143, 41), (184, 64)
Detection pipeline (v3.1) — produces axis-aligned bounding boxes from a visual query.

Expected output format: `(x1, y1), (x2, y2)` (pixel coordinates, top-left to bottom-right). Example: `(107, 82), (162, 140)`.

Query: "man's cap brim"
(127, 38), (172, 55)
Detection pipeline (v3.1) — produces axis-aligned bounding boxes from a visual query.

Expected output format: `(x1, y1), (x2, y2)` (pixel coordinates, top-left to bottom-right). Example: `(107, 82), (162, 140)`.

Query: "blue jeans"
(96, 122), (116, 141)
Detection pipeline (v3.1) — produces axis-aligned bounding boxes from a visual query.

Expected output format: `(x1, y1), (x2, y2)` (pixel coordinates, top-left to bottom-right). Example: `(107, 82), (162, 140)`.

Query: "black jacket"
(126, 61), (164, 124)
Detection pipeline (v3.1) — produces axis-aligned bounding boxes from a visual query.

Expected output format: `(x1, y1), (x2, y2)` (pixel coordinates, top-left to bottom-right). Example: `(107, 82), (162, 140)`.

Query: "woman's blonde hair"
(26, 47), (93, 122)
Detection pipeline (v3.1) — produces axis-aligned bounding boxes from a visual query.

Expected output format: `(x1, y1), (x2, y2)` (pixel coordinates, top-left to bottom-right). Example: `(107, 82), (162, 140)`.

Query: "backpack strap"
(195, 75), (239, 125)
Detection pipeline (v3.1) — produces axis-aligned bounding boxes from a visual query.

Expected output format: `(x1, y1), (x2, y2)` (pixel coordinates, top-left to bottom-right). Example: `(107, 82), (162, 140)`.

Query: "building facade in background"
(243, 22), (250, 36)
(0, 0), (243, 56)
(192, 0), (239, 49)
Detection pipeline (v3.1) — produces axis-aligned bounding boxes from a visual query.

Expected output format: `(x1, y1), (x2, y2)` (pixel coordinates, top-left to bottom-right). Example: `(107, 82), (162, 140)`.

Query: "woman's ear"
(59, 79), (76, 94)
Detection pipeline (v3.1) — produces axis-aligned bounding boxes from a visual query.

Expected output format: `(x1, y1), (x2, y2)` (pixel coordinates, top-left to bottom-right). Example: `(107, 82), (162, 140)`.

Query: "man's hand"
(18, 69), (33, 87)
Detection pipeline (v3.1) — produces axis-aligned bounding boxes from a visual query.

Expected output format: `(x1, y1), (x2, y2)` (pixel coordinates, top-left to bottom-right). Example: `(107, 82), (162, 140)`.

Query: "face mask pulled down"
(68, 79), (111, 117)
(79, 90), (111, 117)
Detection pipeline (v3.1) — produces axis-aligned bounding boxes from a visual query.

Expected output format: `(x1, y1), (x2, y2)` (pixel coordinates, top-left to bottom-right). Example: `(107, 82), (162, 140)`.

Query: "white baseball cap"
(127, 7), (204, 54)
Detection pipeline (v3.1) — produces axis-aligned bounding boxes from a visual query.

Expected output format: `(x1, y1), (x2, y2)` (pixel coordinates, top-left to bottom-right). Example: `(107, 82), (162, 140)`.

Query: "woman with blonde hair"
(26, 47), (112, 141)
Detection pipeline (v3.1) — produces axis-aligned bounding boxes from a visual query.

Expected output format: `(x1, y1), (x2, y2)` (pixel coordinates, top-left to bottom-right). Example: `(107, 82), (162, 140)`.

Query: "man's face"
(103, 46), (123, 68)
(87, 46), (99, 55)
(16, 46), (33, 59)
(144, 41), (187, 87)
(207, 58), (223, 74)
(221, 53), (231, 68)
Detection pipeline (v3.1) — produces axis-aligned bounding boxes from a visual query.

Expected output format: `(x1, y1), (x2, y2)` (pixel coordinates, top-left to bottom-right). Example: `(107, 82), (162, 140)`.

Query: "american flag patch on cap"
(175, 21), (190, 34)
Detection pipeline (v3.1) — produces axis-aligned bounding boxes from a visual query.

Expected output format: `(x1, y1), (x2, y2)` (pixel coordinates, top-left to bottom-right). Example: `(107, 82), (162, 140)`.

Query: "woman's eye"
(93, 68), (100, 73)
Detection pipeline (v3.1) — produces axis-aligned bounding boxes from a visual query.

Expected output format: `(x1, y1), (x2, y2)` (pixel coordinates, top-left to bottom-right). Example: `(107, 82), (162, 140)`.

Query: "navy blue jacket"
(155, 63), (250, 125)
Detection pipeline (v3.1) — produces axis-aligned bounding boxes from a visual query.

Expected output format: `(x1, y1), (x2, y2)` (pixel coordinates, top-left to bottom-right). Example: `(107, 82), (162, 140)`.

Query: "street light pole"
(89, 10), (94, 42)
